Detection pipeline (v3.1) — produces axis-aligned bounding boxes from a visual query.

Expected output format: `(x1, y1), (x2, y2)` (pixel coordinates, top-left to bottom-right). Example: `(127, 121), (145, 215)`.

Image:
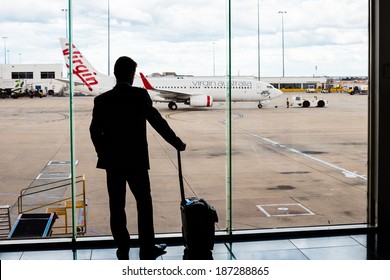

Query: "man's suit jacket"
(89, 82), (183, 170)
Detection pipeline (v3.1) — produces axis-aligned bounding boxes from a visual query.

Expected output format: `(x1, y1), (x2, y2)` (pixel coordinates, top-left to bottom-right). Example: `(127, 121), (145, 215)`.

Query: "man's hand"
(176, 139), (186, 151)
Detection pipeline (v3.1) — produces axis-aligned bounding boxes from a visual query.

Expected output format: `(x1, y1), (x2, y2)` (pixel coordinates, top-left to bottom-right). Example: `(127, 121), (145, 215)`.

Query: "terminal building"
(264, 76), (368, 93)
(262, 76), (328, 90)
(0, 63), (65, 94)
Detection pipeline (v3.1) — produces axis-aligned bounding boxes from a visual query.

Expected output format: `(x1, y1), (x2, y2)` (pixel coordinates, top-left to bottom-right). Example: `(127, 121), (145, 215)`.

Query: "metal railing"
(0, 205), (11, 238)
(17, 175), (87, 236)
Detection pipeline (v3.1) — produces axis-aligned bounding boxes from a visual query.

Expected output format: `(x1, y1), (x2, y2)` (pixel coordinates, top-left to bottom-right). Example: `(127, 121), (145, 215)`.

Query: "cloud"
(0, 0), (368, 77)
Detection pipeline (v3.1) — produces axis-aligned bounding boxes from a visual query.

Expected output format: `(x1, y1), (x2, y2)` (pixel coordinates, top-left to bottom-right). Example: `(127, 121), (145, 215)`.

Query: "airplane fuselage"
(135, 75), (281, 102)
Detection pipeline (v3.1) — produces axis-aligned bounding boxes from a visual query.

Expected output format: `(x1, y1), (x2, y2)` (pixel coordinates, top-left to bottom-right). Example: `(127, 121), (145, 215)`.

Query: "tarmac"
(0, 92), (368, 237)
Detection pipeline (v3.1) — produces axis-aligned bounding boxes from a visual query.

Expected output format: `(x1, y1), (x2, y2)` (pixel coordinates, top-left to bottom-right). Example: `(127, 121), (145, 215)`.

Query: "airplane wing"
(55, 78), (85, 86)
(154, 90), (191, 101)
(139, 73), (191, 102)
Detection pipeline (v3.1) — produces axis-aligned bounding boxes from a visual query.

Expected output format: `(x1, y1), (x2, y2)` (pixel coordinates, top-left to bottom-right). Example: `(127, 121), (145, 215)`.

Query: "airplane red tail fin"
(139, 73), (155, 90)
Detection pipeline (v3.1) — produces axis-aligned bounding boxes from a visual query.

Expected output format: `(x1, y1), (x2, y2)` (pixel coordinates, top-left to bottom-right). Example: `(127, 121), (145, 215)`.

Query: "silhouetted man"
(90, 56), (186, 260)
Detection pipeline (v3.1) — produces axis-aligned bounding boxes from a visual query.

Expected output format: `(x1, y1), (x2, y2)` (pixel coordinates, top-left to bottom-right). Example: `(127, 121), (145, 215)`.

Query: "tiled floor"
(0, 234), (385, 260)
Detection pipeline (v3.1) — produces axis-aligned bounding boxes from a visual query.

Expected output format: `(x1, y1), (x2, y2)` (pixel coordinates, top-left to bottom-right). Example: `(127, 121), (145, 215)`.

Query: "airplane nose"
(273, 89), (283, 97)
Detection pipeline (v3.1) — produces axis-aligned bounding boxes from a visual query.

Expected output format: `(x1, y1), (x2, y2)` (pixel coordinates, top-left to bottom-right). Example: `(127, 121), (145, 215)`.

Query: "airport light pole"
(2, 37), (7, 64)
(278, 11), (286, 77)
(257, 0), (260, 81)
(62, 9), (68, 38)
(212, 42), (215, 76)
(107, 0), (111, 76)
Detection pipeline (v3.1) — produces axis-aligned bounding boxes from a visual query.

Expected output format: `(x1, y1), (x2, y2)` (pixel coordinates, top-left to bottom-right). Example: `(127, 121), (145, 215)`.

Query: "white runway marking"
(220, 120), (367, 181)
(257, 203), (315, 217)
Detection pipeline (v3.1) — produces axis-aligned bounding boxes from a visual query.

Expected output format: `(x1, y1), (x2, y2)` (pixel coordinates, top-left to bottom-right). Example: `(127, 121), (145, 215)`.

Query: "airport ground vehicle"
(0, 88), (25, 99)
(347, 86), (360, 95)
(289, 95), (328, 108)
(306, 85), (316, 93)
(344, 85), (368, 95)
(360, 85), (368, 95)
(1, 79), (22, 98)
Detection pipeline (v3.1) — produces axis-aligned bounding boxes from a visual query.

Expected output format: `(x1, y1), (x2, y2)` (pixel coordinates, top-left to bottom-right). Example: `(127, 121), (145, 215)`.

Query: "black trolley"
(177, 151), (218, 258)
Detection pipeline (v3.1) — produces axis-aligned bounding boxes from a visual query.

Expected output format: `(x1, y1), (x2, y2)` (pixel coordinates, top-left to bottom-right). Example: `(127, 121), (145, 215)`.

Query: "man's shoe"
(140, 244), (167, 260)
(116, 249), (129, 260)
(155, 243), (167, 252)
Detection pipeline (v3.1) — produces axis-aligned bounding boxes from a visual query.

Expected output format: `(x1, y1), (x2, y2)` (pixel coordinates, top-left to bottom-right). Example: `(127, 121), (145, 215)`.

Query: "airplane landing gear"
(258, 102), (263, 109)
(168, 101), (178, 110)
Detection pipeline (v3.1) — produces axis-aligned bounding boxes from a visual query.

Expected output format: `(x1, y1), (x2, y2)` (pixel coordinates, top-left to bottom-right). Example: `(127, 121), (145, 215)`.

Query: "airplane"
(139, 73), (283, 110)
(0, 79), (28, 99)
(59, 38), (283, 109)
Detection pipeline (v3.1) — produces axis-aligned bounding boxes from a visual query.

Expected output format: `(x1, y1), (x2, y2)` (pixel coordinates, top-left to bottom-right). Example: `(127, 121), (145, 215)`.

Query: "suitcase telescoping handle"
(177, 150), (186, 205)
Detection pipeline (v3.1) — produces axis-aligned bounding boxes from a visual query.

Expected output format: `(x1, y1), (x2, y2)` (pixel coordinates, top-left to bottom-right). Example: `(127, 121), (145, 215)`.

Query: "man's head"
(114, 56), (137, 84)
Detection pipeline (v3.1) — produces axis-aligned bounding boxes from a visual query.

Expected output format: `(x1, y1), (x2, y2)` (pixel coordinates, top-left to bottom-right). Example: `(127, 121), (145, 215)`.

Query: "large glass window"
(0, 0), (368, 242)
(229, 0), (368, 231)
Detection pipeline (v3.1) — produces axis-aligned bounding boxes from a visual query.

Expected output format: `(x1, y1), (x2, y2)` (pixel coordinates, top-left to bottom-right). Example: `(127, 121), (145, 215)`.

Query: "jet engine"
(188, 95), (213, 107)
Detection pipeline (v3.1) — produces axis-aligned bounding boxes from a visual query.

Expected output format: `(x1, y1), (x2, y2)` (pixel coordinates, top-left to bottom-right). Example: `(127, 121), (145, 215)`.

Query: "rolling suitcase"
(177, 151), (218, 254)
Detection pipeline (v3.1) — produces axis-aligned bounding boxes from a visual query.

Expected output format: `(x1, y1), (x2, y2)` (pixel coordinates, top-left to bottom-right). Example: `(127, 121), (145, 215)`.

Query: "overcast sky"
(0, 0), (368, 77)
